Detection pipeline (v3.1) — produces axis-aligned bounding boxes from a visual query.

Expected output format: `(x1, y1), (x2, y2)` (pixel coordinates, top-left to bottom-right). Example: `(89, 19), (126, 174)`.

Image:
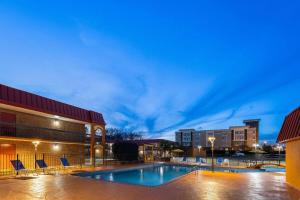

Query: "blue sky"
(0, 1), (300, 142)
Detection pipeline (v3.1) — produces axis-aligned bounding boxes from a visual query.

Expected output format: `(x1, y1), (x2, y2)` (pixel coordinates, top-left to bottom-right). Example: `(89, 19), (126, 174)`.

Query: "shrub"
(112, 141), (138, 161)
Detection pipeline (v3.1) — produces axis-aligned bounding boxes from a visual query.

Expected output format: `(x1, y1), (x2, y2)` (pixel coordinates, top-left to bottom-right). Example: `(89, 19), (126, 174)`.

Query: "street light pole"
(197, 145), (201, 156)
(208, 136), (216, 172)
(252, 143), (259, 165)
(32, 141), (40, 169)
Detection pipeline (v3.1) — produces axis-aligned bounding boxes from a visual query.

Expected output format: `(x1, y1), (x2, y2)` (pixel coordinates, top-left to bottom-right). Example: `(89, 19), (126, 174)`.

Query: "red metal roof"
(0, 84), (105, 125)
(277, 106), (300, 143)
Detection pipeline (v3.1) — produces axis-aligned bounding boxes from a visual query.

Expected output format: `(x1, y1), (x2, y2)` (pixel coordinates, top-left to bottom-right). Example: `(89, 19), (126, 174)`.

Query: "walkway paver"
(0, 169), (299, 200)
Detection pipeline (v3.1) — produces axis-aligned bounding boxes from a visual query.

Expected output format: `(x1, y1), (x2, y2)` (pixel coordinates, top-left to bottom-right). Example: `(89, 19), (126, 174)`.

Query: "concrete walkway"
(0, 170), (299, 200)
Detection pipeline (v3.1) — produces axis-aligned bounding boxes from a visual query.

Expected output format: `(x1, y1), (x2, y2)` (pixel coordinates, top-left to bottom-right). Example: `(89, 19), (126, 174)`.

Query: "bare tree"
(106, 128), (143, 141)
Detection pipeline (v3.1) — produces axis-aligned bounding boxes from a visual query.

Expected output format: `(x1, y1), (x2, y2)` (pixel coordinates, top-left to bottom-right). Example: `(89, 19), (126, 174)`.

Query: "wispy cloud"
(1, 3), (300, 143)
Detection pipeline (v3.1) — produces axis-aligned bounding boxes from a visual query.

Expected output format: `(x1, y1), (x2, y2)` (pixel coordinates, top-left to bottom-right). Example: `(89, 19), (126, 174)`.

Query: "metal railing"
(0, 153), (84, 176)
(171, 154), (286, 168)
(0, 121), (85, 143)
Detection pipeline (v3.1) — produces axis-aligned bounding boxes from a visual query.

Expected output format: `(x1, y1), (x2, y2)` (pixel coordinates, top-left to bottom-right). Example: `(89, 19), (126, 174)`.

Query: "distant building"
(175, 119), (260, 151)
(243, 119), (260, 144)
(277, 106), (300, 191)
(199, 129), (231, 150)
(175, 129), (200, 147)
(230, 125), (257, 151)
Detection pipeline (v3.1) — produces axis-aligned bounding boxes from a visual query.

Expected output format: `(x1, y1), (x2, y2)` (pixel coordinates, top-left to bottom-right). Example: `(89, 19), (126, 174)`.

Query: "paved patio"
(0, 168), (299, 200)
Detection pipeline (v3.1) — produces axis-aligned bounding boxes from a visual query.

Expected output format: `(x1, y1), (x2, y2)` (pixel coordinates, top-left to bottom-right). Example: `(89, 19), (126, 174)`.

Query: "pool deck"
(0, 165), (300, 200)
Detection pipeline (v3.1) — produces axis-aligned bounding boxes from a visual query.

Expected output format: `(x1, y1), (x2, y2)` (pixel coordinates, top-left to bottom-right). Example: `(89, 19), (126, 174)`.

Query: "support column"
(90, 124), (95, 167)
(101, 127), (106, 165)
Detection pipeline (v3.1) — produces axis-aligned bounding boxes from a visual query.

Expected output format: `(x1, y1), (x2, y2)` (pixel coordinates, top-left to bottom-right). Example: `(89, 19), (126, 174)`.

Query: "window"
(234, 131), (245, 141)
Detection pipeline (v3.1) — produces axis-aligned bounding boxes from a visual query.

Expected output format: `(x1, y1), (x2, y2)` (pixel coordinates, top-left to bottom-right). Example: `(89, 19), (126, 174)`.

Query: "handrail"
(0, 121), (85, 143)
(0, 121), (83, 135)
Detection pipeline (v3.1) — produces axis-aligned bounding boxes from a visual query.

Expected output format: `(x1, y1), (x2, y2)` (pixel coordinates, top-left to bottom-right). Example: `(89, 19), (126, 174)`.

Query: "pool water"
(75, 165), (195, 186)
(74, 164), (285, 186)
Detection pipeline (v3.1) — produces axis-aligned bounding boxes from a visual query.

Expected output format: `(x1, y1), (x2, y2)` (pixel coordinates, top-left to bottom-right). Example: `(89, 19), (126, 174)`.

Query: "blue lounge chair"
(217, 157), (224, 165)
(60, 157), (70, 166)
(36, 160), (47, 169)
(10, 160), (35, 175)
(200, 158), (207, 164)
(182, 157), (187, 162)
(60, 157), (74, 170)
(195, 157), (206, 164)
(36, 160), (56, 174)
(195, 156), (203, 166)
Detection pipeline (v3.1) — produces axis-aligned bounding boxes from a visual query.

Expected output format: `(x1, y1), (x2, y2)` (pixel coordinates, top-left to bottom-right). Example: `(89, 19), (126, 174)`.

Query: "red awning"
(0, 84), (105, 125)
(277, 106), (300, 143)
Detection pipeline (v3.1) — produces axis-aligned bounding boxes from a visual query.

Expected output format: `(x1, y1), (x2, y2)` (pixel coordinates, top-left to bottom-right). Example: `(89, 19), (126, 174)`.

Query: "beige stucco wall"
(0, 140), (84, 155)
(286, 139), (300, 191)
(0, 140), (84, 169)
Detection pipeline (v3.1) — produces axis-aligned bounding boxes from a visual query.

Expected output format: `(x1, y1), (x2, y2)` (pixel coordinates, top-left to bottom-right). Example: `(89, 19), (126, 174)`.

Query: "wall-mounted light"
(53, 144), (60, 151)
(0, 144), (11, 147)
(53, 119), (60, 127)
(32, 141), (40, 151)
(95, 149), (100, 153)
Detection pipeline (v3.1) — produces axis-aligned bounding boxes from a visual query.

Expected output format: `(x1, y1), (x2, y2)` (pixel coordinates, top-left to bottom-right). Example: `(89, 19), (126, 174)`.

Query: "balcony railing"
(0, 122), (85, 143)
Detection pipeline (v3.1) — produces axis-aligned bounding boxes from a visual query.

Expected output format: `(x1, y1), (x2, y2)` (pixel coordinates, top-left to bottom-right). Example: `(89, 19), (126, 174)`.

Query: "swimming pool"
(75, 164), (284, 186)
(75, 165), (196, 186)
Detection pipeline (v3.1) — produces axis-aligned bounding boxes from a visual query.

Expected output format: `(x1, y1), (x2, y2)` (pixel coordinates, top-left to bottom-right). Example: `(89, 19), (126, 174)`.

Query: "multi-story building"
(243, 119), (260, 144)
(199, 129), (231, 150)
(230, 125), (257, 151)
(175, 129), (200, 147)
(175, 119), (260, 151)
(0, 84), (105, 167)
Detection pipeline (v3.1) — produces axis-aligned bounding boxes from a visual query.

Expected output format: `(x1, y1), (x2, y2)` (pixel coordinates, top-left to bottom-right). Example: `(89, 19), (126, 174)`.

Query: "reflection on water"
(80, 165), (196, 186)
(75, 163), (283, 187)
(159, 166), (164, 183)
(108, 173), (114, 181)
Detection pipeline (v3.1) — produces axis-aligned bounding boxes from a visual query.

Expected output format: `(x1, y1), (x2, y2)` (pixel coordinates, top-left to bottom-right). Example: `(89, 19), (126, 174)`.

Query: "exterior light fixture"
(32, 141), (40, 169)
(32, 141), (40, 151)
(53, 144), (60, 151)
(208, 136), (216, 172)
(53, 119), (60, 126)
(197, 145), (202, 156)
(252, 143), (259, 164)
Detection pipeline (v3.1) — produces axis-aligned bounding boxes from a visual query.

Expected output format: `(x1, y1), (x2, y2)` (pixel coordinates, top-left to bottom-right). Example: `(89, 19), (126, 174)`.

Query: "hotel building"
(175, 119), (260, 151)
(0, 84), (105, 166)
(199, 129), (231, 150)
(230, 125), (257, 151)
(175, 129), (201, 147)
